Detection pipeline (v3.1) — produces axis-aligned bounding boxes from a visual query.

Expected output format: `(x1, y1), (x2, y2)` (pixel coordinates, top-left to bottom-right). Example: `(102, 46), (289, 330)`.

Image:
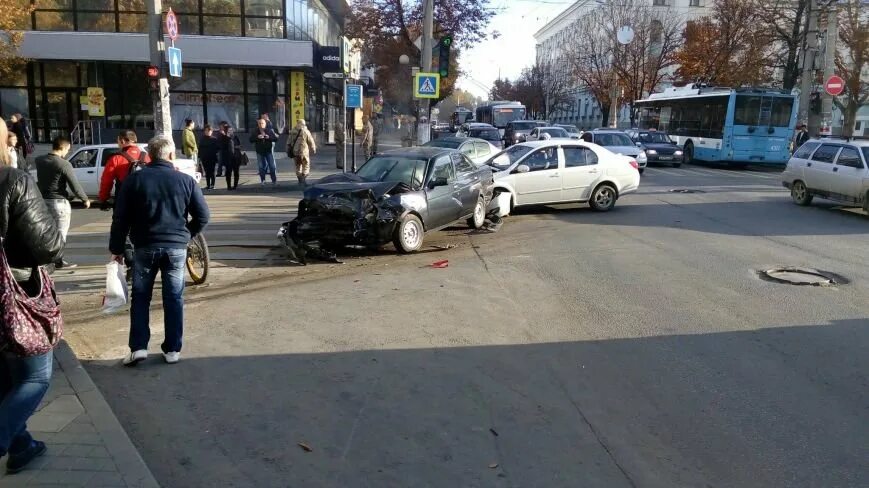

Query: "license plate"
(658, 156), (672, 160)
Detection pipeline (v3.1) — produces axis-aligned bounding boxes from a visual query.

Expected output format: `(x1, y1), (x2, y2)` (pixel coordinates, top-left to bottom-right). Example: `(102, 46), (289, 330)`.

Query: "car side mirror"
(429, 176), (449, 188)
(515, 164), (530, 174)
(635, 142), (642, 147)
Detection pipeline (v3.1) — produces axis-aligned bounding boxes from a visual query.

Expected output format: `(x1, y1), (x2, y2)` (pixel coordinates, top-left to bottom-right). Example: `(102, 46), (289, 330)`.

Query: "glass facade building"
(1, 0), (347, 143)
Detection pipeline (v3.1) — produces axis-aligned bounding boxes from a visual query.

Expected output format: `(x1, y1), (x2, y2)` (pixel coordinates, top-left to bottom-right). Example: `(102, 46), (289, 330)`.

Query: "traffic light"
(147, 65), (160, 92)
(438, 34), (453, 78)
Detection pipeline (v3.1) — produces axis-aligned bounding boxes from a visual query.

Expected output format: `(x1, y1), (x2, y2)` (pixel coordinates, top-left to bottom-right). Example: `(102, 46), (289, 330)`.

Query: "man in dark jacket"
(0, 135), (64, 473)
(109, 136), (209, 366)
(250, 118), (278, 185)
(35, 136), (91, 269)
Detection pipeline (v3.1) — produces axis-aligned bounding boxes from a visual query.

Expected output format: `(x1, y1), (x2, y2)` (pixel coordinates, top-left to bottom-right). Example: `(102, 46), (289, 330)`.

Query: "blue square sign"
(414, 72), (440, 99)
(345, 84), (363, 109)
(167, 47), (183, 78)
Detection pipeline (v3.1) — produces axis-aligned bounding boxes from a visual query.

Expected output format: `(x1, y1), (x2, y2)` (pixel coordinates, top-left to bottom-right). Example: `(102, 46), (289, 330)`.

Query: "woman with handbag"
(0, 117), (65, 474)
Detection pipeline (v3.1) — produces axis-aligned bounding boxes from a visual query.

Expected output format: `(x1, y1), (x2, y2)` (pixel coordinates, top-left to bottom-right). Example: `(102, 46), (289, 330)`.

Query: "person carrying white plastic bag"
(101, 261), (128, 314)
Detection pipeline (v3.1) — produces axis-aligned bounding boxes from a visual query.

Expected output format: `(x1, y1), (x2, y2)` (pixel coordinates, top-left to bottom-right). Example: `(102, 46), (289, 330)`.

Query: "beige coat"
(289, 126), (317, 160)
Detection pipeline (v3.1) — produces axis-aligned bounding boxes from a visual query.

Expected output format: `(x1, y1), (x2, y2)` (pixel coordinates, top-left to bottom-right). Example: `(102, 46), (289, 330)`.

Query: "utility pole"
(798, 0), (819, 136)
(417, 0), (433, 145)
(821, 2), (838, 136)
(147, 0), (172, 136)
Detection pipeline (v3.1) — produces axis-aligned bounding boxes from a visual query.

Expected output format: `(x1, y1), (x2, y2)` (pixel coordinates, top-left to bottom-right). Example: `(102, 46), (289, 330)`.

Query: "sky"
(456, 0), (574, 100)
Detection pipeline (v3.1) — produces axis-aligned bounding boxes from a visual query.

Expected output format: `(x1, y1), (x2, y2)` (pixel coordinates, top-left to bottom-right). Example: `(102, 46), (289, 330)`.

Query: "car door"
(425, 155), (462, 228)
(560, 146), (602, 201)
(473, 141), (493, 164)
(452, 153), (481, 216)
(829, 145), (866, 203)
(805, 143), (841, 196)
(785, 141), (820, 184)
(68, 147), (101, 197)
(459, 141), (477, 161)
(512, 146), (562, 205)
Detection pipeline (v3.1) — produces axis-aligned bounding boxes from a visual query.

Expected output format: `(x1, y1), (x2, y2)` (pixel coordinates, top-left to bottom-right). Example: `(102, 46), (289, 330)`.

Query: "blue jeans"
(0, 351), (52, 457)
(130, 247), (186, 353)
(257, 152), (276, 183)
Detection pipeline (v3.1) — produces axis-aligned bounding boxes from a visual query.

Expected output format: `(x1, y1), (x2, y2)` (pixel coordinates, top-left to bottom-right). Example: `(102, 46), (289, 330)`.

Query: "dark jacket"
(249, 127), (278, 155)
(199, 134), (219, 163)
(35, 153), (89, 201)
(109, 159), (210, 255)
(216, 131), (236, 167)
(12, 119), (31, 152)
(0, 167), (64, 270)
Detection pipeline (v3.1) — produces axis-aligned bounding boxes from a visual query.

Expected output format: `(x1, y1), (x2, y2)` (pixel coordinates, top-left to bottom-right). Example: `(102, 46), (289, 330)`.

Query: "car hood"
(303, 172), (414, 200)
(603, 145), (642, 156)
(642, 143), (679, 153)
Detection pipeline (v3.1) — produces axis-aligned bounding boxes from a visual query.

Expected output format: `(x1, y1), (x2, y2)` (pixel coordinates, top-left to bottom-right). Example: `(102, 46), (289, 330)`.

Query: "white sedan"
(485, 140), (641, 215)
(36, 143), (200, 198)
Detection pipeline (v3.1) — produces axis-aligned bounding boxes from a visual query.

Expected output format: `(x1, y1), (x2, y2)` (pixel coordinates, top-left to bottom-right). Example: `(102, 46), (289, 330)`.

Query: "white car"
(35, 143), (200, 198)
(525, 126), (571, 141)
(781, 138), (869, 210)
(485, 140), (641, 216)
(423, 136), (501, 166)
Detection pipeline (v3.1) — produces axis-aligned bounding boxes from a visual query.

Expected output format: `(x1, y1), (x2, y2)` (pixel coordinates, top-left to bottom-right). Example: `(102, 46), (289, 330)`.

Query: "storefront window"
(42, 63), (78, 88)
(207, 93), (244, 131)
(0, 89), (29, 120)
(171, 92), (206, 130)
(203, 15), (242, 36)
(206, 69), (244, 92)
(170, 68), (204, 91)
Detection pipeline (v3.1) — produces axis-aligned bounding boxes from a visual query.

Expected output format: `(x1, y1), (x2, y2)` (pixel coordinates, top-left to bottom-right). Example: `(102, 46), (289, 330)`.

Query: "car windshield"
(424, 139), (462, 149)
(637, 132), (672, 144)
(356, 156), (427, 189)
(486, 144), (533, 168)
(595, 133), (634, 147)
(542, 128), (569, 137)
(510, 122), (537, 131)
(559, 125), (579, 134)
(470, 129), (500, 140)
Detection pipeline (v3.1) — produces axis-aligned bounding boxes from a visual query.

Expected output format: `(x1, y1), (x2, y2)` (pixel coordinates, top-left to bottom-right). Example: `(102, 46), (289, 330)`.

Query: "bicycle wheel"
(186, 234), (210, 285)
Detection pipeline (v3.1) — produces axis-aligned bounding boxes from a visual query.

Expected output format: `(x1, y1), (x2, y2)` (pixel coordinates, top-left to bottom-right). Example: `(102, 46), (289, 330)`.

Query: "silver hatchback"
(781, 138), (869, 210)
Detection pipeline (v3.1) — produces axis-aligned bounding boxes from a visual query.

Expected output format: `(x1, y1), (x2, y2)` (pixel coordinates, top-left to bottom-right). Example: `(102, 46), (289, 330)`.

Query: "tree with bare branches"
(833, 0), (868, 137)
(512, 60), (573, 120)
(754, 0), (809, 90)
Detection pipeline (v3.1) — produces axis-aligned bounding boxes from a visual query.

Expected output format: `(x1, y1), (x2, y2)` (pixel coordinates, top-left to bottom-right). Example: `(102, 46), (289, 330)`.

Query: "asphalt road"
(76, 162), (868, 487)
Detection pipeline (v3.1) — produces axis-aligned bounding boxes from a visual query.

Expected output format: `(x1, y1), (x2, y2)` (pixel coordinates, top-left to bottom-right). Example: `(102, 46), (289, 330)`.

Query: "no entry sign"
(824, 75), (844, 97)
(165, 8), (179, 42)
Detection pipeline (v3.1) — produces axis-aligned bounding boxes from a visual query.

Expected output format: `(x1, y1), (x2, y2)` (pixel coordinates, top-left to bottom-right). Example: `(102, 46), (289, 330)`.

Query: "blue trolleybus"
(634, 85), (798, 166)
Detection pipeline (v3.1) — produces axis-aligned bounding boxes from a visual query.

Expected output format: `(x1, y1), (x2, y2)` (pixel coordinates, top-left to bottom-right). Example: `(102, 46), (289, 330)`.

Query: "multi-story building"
(533, 0), (709, 128)
(0, 0), (350, 144)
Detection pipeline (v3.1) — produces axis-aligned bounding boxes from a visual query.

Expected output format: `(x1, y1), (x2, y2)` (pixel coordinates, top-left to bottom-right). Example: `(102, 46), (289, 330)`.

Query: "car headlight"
(646, 149), (657, 155)
(674, 150), (683, 156)
(637, 152), (647, 161)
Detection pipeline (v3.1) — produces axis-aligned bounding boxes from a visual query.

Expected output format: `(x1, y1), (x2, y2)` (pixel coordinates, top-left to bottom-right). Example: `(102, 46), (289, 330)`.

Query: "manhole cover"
(669, 189), (705, 193)
(759, 267), (843, 286)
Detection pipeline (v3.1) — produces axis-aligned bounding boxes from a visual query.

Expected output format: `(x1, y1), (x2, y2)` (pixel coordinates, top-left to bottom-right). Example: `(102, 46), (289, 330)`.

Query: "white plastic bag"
(101, 261), (128, 314)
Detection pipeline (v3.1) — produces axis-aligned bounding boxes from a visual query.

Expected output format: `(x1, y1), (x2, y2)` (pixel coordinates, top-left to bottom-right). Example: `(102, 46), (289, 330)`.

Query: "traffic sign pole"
(147, 0), (171, 135)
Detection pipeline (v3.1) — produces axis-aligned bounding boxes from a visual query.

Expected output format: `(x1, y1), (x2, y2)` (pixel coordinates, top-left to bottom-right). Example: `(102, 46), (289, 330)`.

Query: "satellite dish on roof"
(617, 26), (635, 45)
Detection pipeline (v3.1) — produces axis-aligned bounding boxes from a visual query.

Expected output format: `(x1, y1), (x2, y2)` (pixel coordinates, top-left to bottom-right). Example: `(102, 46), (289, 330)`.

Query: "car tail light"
(628, 159), (639, 170)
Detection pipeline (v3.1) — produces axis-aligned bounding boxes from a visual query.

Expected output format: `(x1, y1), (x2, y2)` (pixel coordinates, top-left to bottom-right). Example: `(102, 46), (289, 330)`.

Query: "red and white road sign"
(165, 8), (179, 42)
(824, 75), (844, 97)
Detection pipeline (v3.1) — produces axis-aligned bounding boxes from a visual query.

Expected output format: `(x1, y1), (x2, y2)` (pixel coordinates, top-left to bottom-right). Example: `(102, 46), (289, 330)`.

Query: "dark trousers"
(0, 351), (52, 457)
(225, 163), (240, 189)
(202, 158), (217, 188)
(129, 247), (186, 353)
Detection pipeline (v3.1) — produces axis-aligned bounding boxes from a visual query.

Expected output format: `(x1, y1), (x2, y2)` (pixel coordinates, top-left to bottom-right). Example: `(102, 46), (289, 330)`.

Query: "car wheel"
(683, 141), (694, 164)
(393, 214), (424, 253)
(467, 196), (486, 229)
(590, 183), (617, 212)
(638, 168), (645, 175)
(791, 180), (813, 206)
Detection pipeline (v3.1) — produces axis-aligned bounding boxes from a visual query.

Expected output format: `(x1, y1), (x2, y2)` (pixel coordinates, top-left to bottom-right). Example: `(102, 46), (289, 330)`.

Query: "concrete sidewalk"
(0, 342), (158, 487)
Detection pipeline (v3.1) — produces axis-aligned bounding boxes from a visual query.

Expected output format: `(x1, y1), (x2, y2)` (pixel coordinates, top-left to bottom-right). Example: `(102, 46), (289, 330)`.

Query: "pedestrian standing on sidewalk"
(35, 136), (91, 270)
(8, 114), (32, 169)
(199, 124), (219, 190)
(0, 116), (64, 475)
(98, 130), (149, 209)
(288, 119), (316, 188)
(334, 120), (345, 170)
(250, 118), (278, 185)
(181, 118), (198, 161)
(361, 115), (374, 160)
(110, 136), (209, 366)
(217, 122), (241, 189)
(6, 133), (18, 168)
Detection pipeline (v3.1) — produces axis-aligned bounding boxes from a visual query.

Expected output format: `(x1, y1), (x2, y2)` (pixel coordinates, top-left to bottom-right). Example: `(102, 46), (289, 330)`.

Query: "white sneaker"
(163, 352), (180, 364)
(123, 349), (148, 367)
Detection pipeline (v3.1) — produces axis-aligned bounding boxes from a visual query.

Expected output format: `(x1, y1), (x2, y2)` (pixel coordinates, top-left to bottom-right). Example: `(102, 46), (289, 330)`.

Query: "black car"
(467, 127), (503, 148)
(503, 120), (542, 147)
(284, 147), (495, 255)
(628, 130), (684, 167)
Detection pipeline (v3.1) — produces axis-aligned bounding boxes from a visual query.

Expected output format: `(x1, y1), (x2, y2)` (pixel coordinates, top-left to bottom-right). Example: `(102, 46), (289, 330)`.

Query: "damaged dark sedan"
(281, 147), (495, 259)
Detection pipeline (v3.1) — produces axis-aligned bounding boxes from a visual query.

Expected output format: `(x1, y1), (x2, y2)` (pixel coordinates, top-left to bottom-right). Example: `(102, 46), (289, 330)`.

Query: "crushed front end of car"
(278, 173), (416, 264)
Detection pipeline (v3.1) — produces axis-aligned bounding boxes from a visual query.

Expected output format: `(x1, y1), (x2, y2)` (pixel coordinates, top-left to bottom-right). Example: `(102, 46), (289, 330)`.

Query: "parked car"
(484, 140), (640, 216)
(555, 124), (581, 139)
(579, 129), (647, 173)
(525, 126), (571, 141)
(31, 143), (200, 198)
(466, 126), (504, 149)
(503, 120), (542, 147)
(423, 136), (501, 165)
(288, 147), (495, 253)
(781, 138), (869, 210)
(626, 130), (684, 167)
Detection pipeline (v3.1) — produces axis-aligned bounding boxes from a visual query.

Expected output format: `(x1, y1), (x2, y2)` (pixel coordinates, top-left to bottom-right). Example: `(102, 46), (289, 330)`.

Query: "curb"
(54, 341), (160, 488)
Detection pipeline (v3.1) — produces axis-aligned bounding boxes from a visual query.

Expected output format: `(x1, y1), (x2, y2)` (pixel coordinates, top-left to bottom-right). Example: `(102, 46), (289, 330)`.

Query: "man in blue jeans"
(250, 117), (278, 185)
(109, 135), (209, 366)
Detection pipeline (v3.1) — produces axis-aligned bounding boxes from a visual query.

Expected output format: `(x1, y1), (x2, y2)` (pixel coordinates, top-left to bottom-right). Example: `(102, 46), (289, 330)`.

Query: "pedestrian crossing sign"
(414, 72), (440, 99)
